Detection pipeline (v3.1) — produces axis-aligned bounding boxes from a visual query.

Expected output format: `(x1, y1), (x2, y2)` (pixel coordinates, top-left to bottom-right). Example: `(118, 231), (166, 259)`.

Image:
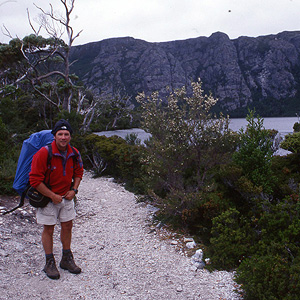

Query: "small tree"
(137, 79), (235, 194)
(25, 0), (82, 112)
(0, 0), (102, 130)
(136, 80), (236, 231)
(232, 110), (276, 195)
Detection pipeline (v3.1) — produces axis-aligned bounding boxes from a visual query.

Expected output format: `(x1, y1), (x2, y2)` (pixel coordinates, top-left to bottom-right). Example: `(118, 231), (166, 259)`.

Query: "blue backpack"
(3, 130), (54, 215)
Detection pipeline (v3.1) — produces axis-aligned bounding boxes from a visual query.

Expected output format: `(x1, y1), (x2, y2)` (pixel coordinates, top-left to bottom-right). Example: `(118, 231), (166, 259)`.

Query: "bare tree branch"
(27, 8), (42, 36)
(2, 24), (13, 38)
(31, 82), (60, 108)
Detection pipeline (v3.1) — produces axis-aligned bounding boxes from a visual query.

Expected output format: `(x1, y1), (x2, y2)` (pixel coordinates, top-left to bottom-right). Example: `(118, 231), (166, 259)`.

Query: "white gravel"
(0, 171), (242, 300)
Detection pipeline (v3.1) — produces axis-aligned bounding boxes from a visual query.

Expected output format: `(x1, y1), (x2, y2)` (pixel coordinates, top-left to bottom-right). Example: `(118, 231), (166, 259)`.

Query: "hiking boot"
(43, 257), (60, 279)
(60, 252), (81, 274)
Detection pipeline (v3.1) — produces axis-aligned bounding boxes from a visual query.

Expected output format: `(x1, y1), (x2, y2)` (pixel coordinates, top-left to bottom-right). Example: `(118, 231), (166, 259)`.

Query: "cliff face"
(70, 31), (300, 114)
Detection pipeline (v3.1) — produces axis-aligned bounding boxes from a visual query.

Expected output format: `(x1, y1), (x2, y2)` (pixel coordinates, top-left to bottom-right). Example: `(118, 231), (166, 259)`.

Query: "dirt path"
(0, 172), (241, 300)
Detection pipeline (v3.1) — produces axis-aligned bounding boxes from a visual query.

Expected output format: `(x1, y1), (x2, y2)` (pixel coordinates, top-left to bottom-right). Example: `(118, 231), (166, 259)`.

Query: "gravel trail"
(0, 172), (241, 300)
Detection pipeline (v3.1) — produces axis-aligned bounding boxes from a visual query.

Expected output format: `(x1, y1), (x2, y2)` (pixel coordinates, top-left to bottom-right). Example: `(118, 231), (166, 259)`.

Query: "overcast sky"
(0, 0), (299, 46)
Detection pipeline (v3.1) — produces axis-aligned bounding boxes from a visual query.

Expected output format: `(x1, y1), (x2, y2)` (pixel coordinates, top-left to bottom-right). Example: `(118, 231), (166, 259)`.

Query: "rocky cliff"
(70, 31), (300, 116)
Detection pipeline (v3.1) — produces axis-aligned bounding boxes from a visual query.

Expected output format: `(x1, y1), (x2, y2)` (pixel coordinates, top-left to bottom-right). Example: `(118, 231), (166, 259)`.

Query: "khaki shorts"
(36, 198), (76, 225)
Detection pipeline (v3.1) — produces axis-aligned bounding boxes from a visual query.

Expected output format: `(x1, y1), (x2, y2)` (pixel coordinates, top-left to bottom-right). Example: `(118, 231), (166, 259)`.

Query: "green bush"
(232, 110), (276, 194)
(0, 162), (16, 195)
(0, 117), (19, 195)
(209, 208), (254, 269)
(280, 132), (300, 153)
(271, 154), (300, 199)
(235, 255), (300, 300)
(293, 122), (300, 132)
(72, 133), (146, 194)
(154, 189), (232, 239)
(234, 194), (300, 299)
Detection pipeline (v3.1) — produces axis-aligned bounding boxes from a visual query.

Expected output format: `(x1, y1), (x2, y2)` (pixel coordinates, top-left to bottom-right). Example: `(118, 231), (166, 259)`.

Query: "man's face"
(54, 130), (71, 151)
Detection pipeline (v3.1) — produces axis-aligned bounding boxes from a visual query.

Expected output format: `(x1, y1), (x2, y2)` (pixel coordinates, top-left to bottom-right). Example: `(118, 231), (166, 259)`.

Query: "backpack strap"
(2, 144), (53, 215)
(2, 189), (27, 215)
(71, 145), (79, 158)
(47, 144), (53, 166)
(44, 144), (53, 185)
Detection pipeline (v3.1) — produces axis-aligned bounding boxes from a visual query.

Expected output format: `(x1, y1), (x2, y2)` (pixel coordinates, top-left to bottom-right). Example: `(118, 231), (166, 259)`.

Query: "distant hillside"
(70, 31), (300, 117)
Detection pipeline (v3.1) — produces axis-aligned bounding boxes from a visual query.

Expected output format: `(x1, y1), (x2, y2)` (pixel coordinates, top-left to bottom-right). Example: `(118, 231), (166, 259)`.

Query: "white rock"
(183, 237), (194, 243)
(186, 241), (196, 249)
(176, 285), (183, 292)
(193, 249), (203, 260)
(194, 261), (206, 269)
(205, 258), (211, 264)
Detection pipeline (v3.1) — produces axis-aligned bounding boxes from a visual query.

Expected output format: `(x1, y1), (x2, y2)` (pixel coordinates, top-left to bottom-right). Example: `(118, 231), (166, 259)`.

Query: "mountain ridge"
(70, 30), (300, 117)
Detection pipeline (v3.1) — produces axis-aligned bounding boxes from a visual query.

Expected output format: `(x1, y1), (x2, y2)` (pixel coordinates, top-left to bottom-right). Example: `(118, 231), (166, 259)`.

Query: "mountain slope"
(70, 31), (300, 116)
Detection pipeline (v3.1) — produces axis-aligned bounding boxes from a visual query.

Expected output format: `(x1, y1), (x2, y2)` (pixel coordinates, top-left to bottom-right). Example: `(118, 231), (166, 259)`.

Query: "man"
(29, 119), (84, 280)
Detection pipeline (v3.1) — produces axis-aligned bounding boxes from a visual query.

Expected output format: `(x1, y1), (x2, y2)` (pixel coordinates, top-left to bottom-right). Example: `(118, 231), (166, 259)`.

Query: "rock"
(183, 237), (194, 243)
(191, 249), (206, 270)
(194, 261), (206, 269)
(176, 285), (183, 292)
(70, 31), (300, 114)
(186, 241), (196, 249)
(193, 249), (203, 260)
(0, 249), (9, 257)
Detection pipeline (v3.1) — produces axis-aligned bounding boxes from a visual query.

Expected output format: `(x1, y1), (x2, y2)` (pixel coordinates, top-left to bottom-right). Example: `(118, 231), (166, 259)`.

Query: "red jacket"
(29, 140), (83, 196)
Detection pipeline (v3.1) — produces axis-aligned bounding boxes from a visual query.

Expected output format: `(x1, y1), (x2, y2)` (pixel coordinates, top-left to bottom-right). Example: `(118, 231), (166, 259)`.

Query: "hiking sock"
(62, 249), (72, 256)
(45, 253), (54, 261)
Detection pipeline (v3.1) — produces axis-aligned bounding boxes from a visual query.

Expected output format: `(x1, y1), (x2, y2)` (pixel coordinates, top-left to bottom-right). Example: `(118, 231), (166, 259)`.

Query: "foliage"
(0, 117), (9, 160)
(280, 132), (300, 153)
(0, 118), (19, 195)
(136, 79), (237, 232)
(204, 111), (300, 299)
(154, 189), (233, 240)
(271, 154), (300, 199)
(72, 134), (146, 194)
(232, 110), (277, 194)
(236, 254), (300, 300)
(0, 1), (106, 132)
(235, 194), (300, 300)
(209, 208), (254, 270)
(293, 122), (300, 132)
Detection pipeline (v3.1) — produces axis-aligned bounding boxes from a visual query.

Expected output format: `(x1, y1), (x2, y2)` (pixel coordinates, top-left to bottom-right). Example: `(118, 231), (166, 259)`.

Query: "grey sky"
(0, 0), (299, 46)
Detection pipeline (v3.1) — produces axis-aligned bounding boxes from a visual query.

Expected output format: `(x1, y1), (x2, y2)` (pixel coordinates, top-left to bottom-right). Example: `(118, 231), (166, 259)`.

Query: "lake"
(95, 117), (299, 143)
(229, 117), (299, 134)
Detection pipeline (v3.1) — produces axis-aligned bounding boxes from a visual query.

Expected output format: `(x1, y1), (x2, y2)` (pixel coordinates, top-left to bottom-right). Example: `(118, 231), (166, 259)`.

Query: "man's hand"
(51, 193), (63, 204)
(64, 190), (76, 200)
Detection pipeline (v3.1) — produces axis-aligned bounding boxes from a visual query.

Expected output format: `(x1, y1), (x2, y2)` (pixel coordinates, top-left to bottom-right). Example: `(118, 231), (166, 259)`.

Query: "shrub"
(0, 157), (17, 195)
(280, 132), (300, 153)
(271, 154), (300, 198)
(232, 110), (277, 194)
(208, 208), (254, 269)
(155, 189), (232, 240)
(234, 194), (300, 299)
(72, 133), (146, 194)
(0, 118), (19, 195)
(293, 122), (300, 132)
(235, 255), (300, 300)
